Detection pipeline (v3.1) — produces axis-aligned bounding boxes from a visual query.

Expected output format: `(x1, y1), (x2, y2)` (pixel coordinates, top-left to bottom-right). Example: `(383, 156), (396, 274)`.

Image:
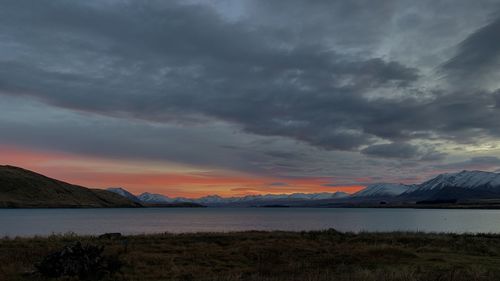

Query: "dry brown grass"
(2, 230), (500, 280)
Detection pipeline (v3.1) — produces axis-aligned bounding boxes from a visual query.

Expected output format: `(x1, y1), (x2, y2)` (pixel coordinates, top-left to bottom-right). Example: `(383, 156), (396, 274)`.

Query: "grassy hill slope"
(0, 165), (141, 208)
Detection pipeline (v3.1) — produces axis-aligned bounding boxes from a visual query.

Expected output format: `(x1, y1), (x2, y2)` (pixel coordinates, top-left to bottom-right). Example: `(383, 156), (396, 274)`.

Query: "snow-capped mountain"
(189, 192), (350, 205)
(400, 170), (500, 201)
(353, 183), (413, 197)
(415, 170), (500, 191)
(196, 195), (226, 204)
(309, 192), (350, 200)
(106, 187), (141, 202)
(110, 188), (352, 206)
(237, 191), (349, 202)
(104, 171), (500, 206)
(137, 192), (175, 203)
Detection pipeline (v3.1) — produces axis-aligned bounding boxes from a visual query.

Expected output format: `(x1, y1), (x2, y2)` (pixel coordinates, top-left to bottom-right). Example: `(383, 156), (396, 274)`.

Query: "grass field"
(2, 230), (500, 280)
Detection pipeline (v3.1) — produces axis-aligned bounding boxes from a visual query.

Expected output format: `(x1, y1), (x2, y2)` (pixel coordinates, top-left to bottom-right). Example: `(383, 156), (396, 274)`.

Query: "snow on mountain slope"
(309, 192), (349, 200)
(414, 170), (500, 191)
(196, 195), (226, 204)
(108, 171), (500, 205)
(136, 191), (352, 204)
(353, 183), (411, 197)
(137, 192), (174, 203)
(106, 187), (140, 202)
(239, 192), (349, 202)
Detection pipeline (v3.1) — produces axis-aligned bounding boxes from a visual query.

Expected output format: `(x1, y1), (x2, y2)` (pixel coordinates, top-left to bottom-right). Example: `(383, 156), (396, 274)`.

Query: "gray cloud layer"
(443, 17), (500, 86)
(2, 0), (500, 180)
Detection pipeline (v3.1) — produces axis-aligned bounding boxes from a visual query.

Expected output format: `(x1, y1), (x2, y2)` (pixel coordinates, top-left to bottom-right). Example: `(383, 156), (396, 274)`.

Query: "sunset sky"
(2, 0), (500, 198)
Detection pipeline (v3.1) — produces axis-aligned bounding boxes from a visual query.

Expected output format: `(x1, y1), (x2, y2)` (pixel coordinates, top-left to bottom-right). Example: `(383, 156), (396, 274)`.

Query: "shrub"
(35, 241), (122, 280)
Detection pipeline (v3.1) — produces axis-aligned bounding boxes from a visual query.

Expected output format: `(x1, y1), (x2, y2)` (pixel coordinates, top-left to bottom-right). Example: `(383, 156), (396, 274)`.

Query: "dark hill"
(0, 165), (141, 208)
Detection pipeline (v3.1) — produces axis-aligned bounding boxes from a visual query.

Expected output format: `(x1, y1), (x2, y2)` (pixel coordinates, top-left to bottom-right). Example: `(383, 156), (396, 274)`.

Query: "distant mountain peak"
(137, 192), (173, 203)
(107, 187), (131, 194)
(417, 170), (500, 191)
(122, 191), (353, 205)
(353, 183), (412, 197)
(399, 170), (500, 201)
(106, 187), (140, 203)
(104, 170), (500, 206)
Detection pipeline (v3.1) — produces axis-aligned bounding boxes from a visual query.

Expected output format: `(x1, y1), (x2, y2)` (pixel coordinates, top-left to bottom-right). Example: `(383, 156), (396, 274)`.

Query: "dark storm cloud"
(0, 0), (422, 152)
(0, 96), (274, 174)
(361, 142), (446, 160)
(442, 17), (500, 83)
(361, 143), (419, 159)
(433, 156), (500, 171)
(1, 0), (500, 169)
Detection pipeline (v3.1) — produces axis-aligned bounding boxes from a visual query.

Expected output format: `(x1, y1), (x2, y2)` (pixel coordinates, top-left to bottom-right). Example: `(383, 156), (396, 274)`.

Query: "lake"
(2, 207), (500, 237)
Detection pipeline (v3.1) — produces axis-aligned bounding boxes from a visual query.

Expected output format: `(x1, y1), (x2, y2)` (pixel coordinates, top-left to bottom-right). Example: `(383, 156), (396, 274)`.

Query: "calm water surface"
(2, 208), (500, 237)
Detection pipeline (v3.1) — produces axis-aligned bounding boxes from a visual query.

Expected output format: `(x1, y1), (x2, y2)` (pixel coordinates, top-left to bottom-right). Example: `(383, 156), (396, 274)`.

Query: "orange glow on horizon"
(0, 144), (364, 198)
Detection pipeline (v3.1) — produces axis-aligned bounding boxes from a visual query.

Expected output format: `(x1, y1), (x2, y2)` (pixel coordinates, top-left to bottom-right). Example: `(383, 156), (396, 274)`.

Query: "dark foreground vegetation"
(2, 230), (500, 281)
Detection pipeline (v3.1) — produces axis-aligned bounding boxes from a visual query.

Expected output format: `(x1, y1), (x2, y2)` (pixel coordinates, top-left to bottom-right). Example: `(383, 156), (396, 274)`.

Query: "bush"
(35, 241), (122, 280)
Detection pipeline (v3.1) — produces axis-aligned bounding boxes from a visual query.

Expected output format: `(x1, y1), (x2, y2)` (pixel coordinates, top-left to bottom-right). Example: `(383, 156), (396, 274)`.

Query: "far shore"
(5, 202), (500, 209)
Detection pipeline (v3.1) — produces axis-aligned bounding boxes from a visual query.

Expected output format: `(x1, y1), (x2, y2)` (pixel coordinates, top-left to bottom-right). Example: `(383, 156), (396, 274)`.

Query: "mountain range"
(125, 190), (350, 206)
(108, 170), (500, 207)
(4, 164), (500, 208)
(351, 183), (414, 198)
(399, 170), (500, 201)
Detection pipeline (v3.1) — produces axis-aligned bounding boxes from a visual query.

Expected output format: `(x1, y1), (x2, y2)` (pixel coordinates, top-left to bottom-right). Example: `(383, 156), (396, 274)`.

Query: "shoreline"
(4, 229), (500, 239)
(4, 204), (500, 209)
(5, 223), (500, 239)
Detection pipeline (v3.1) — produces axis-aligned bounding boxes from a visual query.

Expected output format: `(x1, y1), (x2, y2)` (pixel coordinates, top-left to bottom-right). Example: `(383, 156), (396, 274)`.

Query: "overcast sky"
(2, 0), (500, 197)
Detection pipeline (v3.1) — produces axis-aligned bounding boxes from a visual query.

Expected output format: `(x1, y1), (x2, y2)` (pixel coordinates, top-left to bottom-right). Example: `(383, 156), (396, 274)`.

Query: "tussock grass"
(2, 230), (500, 280)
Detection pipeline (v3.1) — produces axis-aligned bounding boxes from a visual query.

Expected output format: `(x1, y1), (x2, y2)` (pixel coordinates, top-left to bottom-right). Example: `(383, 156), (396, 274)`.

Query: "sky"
(2, 0), (500, 198)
